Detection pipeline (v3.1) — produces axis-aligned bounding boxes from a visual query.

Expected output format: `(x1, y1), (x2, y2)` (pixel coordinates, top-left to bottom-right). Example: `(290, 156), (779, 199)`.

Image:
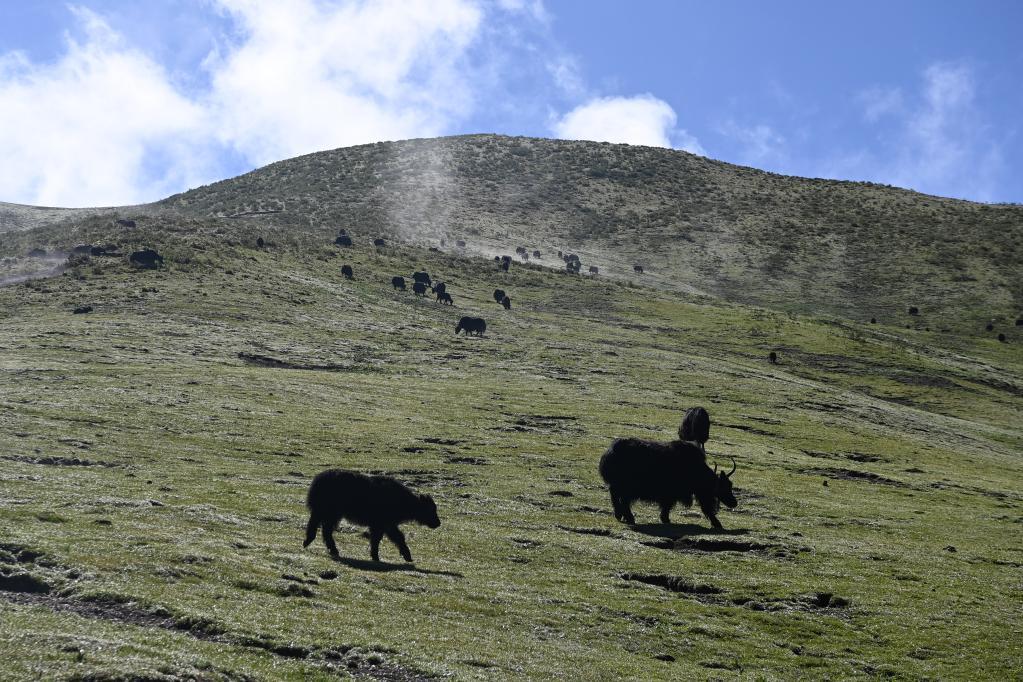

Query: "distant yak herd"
(304, 405), (741, 562)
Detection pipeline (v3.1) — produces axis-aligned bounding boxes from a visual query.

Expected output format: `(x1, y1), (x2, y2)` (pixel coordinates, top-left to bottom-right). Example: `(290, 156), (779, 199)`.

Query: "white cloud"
(857, 86), (904, 122)
(552, 94), (704, 153)
(842, 63), (1004, 201)
(206, 0), (482, 165)
(0, 0), (488, 206)
(0, 7), (206, 206)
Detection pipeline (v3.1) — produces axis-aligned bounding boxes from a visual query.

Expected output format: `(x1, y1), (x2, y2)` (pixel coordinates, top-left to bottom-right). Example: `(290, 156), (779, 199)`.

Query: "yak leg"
(659, 500), (674, 524)
(616, 493), (636, 525)
(321, 518), (340, 557)
(303, 513), (319, 548)
(369, 527), (384, 562)
(698, 496), (724, 530)
(386, 526), (413, 562)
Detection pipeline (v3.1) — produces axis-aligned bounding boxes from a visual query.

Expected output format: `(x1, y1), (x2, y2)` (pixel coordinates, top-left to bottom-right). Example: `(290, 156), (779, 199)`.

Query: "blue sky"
(1, 0), (1020, 206)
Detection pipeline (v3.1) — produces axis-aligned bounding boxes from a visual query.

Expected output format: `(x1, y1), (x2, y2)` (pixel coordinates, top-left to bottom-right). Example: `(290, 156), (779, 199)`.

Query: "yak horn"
(727, 457), (737, 477)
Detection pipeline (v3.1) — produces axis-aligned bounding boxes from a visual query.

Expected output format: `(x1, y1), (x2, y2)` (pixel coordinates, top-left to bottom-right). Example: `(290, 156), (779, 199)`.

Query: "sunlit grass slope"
(0, 217), (1020, 679)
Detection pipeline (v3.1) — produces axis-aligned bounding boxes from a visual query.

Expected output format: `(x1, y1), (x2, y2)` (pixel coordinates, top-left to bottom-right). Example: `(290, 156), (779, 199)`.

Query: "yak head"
(713, 458), (738, 509)
(417, 494), (442, 529)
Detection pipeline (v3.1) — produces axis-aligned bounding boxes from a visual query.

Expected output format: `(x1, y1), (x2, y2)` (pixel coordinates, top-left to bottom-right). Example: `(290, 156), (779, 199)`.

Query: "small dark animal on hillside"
(303, 469), (440, 562)
(341, 264), (353, 280)
(437, 291), (453, 305)
(501, 255), (512, 263)
(129, 249), (163, 269)
(501, 296), (511, 310)
(413, 271), (431, 285)
(986, 323), (994, 332)
(599, 439), (737, 530)
(516, 246), (526, 255)
(257, 237), (265, 248)
(392, 276), (406, 290)
(533, 250), (541, 258)
(493, 289), (506, 303)
(413, 281), (428, 296)
(72, 305), (93, 315)
(589, 266), (599, 274)
(769, 351), (778, 364)
(870, 317), (877, 324)
(679, 407), (710, 449)
(72, 244), (92, 255)
(1016, 318), (1023, 326)
(633, 264), (644, 274)
(456, 240), (466, 248)
(432, 282), (446, 296)
(116, 219), (136, 228)
(998, 333), (1007, 343)
(456, 317), (486, 336)
(429, 247), (440, 252)
(558, 250), (563, 258)
(566, 261), (580, 274)
(338, 229), (347, 236)
(521, 252), (529, 261)
(501, 260), (510, 272)
(908, 306), (919, 315)
(494, 256), (501, 262)
(374, 238), (386, 247)
(335, 235), (353, 247)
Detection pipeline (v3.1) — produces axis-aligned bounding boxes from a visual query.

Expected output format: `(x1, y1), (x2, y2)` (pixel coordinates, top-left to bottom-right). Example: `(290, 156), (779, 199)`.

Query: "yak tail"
(303, 513), (319, 548)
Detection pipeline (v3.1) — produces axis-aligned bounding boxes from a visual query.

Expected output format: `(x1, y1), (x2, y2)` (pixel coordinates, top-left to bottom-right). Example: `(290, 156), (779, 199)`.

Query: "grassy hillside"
(149, 135), (1023, 331)
(1, 215), (1021, 679)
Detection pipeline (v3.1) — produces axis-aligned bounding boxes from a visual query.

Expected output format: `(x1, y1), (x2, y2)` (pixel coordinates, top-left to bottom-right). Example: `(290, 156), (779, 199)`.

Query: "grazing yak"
(374, 238), (386, 247)
(633, 264), (644, 274)
(501, 260), (510, 272)
(516, 246), (527, 255)
(679, 407), (710, 450)
(493, 289), (506, 303)
(391, 276), (406, 290)
(501, 296), (511, 310)
(341, 264), (354, 280)
(129, 249), (163, 269)
(599, 439), (737, 530)
(456, 240), (466, 248)
(256, 237), (265, 248)
(432, 282), (446, 296)
(116, 219), (136, 228)
(589, 266), (599, 274)
(533, 250), (541, 258)
(412, 281), (428, 296)
(335, 235), (353, 247)
(413, 271), (432, 286)
(456, 317), (486, 336)
(437, 291), (453, 305)
(303, 469), (441, 562)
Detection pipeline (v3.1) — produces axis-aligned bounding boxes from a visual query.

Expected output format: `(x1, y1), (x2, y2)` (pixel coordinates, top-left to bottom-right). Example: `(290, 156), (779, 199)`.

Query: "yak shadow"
(629, 523), (750, 539)
(332, 555), (463, 578)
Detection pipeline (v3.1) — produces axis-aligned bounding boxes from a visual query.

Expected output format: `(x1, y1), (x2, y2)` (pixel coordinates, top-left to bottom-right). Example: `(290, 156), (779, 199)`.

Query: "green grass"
(1, 217), (1020, 679)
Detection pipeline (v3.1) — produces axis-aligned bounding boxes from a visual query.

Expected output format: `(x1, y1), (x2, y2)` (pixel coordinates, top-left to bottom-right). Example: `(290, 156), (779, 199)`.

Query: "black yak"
(341, 264), (353, 280)
(413, 281), (428, 296)
(437, 291), (453, 305)
(501, 260), (510, 272)
(769, 351), (778, 364)
(392, 276), (406, 290)
(633, 264), (644, 274)
(986, 323), (994, 332)
(129, 249), (163, 269)
(432, 282), (446, 296)
(256, 237), (265, 248)
(335, 235), (353, 247)
(338, 229), (347, 236)
(1016, 318), (1023, 327)
(456, 240), (466, 248)
(493, 289), (506, 303)
(116, 219), (136, 228)
(516, 246), (526, 255)
(501, 296), (511, 310)
(908, 306), (919, 315)
(456, 317), (486, 336)
(999, 333), (1007, 343)
(589, 266), (598, 274)
(413, 271), (432, 286)
(303, 469), (440, 562)
(679, 407), (710, 450)
(533, 250), (541, 258)
(374, 238), (386, 247)
(599, 439), (737, 529)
